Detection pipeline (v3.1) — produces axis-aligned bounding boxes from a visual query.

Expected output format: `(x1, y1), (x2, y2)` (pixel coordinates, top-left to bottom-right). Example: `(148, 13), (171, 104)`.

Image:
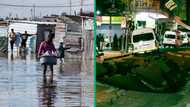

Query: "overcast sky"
(0, 0), (94, 18)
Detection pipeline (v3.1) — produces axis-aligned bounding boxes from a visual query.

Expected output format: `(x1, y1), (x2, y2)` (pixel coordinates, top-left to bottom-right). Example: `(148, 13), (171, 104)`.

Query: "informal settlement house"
(0, 21), (8, 54)
(8, 20), (67, 53)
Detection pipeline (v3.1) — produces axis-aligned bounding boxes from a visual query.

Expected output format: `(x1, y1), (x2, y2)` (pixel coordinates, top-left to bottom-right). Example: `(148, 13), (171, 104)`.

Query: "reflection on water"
(10, 53), (14, 61)
(0, 53), (94, 107)
(39, 77), (57, 107)
(97, 82), (190, 107)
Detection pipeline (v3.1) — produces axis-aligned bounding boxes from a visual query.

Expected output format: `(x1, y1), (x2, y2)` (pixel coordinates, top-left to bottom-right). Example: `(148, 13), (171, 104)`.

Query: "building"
(0, 21), (8, 54)
(96, 0), (165, 36)
(132, 0), (168, 29)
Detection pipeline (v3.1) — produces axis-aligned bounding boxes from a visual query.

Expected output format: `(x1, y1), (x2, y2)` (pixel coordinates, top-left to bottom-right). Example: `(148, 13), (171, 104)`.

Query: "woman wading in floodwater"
(38, 31), (57, 82)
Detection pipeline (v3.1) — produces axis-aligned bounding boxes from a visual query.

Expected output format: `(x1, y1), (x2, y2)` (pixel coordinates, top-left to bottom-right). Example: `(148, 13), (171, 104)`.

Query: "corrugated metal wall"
(0, 37), (8, 54)
(0, 27), (8, 55)
(55, 23), (67, 49)
(36, 24), (55, 53)
(8, 23), (38, 53)
(9, 23), (37, 34)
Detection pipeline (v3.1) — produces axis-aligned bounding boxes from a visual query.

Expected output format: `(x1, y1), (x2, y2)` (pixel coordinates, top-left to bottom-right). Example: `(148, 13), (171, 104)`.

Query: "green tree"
(96, 34), (100, 50)
(118, 35), (122, 50)
(112, 34), (119, 50)
(96, 0), (125, 16)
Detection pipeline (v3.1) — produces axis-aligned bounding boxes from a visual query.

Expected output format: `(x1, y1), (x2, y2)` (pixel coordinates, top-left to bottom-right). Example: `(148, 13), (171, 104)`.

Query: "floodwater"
(0, 53), (94, 107)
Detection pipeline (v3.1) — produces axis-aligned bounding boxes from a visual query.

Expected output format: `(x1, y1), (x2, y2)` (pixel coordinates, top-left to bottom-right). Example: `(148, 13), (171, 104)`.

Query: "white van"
(131, 28), (158, 54)
(163, 31), (176, 47)
(180, 32), (188, 45)
(163, 31), (188, 47)
(187, 32), (190, 45)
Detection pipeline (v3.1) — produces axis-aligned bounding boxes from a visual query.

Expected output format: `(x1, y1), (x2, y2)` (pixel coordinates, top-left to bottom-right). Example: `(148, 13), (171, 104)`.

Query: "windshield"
(165, 34), (176, 39)
(180, 34), (187, 38)
(133, 33), (154, 43)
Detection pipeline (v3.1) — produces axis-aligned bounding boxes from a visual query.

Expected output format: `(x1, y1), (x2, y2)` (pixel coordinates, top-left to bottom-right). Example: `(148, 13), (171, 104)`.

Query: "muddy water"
(97, 80), (190, 107)
(0, 53), (94, 107)
(96, 53), (190, 107)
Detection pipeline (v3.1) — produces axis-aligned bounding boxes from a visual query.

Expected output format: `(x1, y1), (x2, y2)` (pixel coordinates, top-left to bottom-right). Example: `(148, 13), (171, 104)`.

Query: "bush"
(97, 55), (190, 93)
(96, 63), (108, 77)
(112, 34), (119, 50)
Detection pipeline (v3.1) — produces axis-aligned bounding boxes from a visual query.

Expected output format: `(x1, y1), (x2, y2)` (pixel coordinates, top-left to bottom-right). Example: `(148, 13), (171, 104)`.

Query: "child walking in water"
(38, 32), (57, 82)
(58, 42), (70, 63)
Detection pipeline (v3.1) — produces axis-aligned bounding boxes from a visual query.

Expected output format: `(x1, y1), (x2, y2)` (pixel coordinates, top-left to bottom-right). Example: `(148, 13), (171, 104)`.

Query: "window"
(165, 34), (176, 39)
(133, 33), (154, 43)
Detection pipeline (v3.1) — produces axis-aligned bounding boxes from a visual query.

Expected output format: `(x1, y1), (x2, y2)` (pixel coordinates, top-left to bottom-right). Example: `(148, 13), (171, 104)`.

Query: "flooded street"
(0, 53), (94, 107)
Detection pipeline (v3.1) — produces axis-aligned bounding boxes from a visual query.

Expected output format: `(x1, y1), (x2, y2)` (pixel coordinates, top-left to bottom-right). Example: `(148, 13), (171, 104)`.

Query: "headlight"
(139, 41), (143, 45)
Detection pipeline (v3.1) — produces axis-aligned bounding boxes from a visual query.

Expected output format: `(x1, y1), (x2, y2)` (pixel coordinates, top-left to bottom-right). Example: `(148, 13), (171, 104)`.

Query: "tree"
(96, 34), (101, 51)
(96, 0), (125, 16)
(100, 34), (105, 51)
(119, 35), (122, 50)
(112, 34), (119, 50)
(187, 0), (190, 25)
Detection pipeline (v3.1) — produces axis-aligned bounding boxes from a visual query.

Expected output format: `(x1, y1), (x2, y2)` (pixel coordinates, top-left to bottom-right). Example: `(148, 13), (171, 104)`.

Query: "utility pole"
(40, 12), (42, 18)
(70, 0), (72, 15)
(33, 4), (36, 20)
(80, 0), (83, 15)
(8, 12), (12, 20)
(30, 9), (33, 20)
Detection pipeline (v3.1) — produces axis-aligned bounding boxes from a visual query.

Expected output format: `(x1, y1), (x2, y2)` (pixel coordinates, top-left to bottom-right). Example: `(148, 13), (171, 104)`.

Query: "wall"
(36, 24), (55, 53)
(0, 37), (8, 54)
(8, 23), (38, 53)
(0, 26), (8, 37)
(96, 24), (123, 37)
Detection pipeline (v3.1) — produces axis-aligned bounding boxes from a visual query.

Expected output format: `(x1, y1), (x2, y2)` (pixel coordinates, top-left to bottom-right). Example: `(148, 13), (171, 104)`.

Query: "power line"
(0, 3), (93, 8)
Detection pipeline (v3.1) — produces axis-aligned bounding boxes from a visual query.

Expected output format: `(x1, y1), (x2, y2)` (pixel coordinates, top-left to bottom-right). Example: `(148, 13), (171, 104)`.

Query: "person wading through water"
(58, 42), (71, 63)
(38, 31), (57, 82)
(20, 31), (30, 52)
(9, 29), (16, 53)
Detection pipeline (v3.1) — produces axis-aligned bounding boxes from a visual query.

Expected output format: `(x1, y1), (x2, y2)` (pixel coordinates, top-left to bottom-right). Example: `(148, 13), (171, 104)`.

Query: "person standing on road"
(175, 30), (182, 47)
(38, 31), (57, 82)
(9, 29), (16, 53)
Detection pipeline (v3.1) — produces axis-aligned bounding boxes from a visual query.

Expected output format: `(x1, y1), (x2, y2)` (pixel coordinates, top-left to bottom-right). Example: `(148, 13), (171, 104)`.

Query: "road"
(0, 52), (94, 107)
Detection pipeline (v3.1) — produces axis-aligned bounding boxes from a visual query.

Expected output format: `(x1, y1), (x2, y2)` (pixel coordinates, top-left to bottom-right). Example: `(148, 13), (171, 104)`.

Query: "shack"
(0, 26), (8, 54)
(8, 20), (67, 53)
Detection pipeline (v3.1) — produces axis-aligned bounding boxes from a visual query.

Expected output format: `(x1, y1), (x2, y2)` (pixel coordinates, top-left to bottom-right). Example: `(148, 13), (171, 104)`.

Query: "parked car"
(163, 31), (188, 47)
(131, 28), (158, 54)
(187, 32), (190, 45)
(180, 32), (188, 46)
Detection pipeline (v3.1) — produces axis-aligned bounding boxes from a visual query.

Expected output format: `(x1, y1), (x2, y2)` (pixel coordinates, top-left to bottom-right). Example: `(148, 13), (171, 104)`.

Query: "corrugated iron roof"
(10, 20), (65, 25)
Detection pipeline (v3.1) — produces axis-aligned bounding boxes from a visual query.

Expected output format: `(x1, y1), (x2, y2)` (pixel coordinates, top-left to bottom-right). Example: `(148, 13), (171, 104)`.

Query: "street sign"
(84, 19), (94, 30)
(165, 0), (177, 11)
